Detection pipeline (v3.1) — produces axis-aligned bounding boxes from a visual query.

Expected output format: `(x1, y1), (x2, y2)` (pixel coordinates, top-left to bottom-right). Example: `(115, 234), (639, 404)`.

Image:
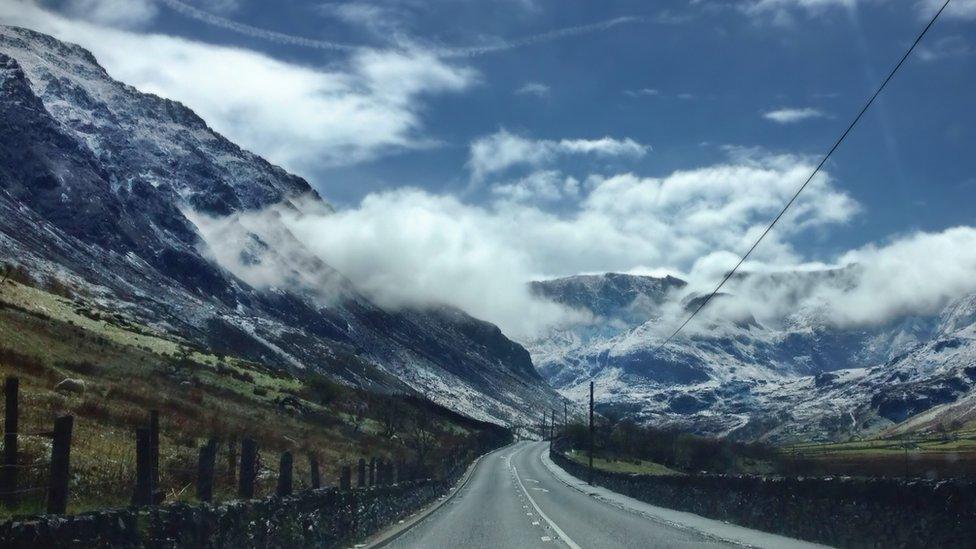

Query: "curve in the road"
(386, 441), (738, 549)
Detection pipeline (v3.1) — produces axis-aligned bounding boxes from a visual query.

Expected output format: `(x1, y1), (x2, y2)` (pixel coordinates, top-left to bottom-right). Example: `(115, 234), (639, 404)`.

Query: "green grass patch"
(566, 449), (682, 476)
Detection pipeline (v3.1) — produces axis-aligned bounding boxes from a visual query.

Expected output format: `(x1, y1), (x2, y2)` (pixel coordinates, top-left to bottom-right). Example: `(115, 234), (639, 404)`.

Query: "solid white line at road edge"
(512, 461), (583, 549)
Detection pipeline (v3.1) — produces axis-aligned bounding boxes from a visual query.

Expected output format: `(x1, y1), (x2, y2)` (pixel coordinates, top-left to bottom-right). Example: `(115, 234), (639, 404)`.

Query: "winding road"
(383, 441), (826, 549)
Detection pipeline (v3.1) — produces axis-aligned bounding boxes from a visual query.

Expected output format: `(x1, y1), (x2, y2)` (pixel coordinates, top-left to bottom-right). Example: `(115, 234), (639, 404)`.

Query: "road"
(385, 441), (741, 549)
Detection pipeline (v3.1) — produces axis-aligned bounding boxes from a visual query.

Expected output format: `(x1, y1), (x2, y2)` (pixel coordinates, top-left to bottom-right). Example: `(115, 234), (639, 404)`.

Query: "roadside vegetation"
(559, 412), (976, 479)
(783, 433), (976, 479)
(0, 275), (509, 518)
(559, 418), (778, 476)
(564, 449), (682, 475)
(563, 398), (976, 479)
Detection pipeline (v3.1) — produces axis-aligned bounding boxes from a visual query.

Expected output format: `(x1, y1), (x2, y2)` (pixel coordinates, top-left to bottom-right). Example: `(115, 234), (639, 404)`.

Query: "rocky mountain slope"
(0, 25), (561, 425)
(527, 272), (976, 442)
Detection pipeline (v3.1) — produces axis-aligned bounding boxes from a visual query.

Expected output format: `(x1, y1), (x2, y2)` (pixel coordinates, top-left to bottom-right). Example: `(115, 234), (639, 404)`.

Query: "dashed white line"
(512, 463), (583, 549)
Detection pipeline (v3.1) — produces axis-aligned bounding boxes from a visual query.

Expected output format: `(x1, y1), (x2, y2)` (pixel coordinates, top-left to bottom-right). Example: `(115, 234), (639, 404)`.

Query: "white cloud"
(713, 228), (976, 330)
(515, 82), (551, 97)
(468, 129), (650, 181)
(624, 88), (661, 97)
(212, 150), (857, 338)
(763, 107), (826, 124)
(492, 171), (580, 203)
(3, 1), (477, 172)
(63, 0), (158, 27)
(191, 145), (976, 339)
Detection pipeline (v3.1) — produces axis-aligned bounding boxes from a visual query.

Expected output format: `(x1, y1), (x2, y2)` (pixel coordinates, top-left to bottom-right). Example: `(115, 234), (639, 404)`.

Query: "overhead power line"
(654, 0), (954, 352)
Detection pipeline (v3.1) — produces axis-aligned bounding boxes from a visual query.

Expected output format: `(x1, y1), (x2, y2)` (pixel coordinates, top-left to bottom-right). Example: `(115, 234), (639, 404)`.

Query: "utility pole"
(550, 409), (555, 441)
(588, 381), (594, 485)
(563, 401), (567, 437)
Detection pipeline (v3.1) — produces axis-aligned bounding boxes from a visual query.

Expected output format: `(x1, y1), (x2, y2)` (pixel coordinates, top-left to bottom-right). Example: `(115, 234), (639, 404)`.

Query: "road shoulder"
(362, 445), (502, 548)
(539, 444), (832, 549)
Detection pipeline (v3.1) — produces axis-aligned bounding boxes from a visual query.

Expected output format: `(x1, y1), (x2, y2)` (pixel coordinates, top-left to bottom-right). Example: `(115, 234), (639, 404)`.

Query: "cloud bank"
(191, 149), (861, 338)
(182, 140), (976, 341)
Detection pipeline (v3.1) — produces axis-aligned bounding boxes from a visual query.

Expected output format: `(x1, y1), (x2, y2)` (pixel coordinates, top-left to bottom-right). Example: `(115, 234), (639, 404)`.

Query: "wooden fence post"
(357, 458), (366, 488)
(340, 465), (351, 490)
(309, 455), (320, 489)
(238, 438), (257, 499)
(276, 452), (293, 496)
(132, 427), (153, 506)
(368, 457), (376, 486)
(148, 410), (159, 490)
(2, 377), (18, 507)
(47, 415), (73, 514)
(227, 435), (237, 483)
(196, 438), (217, 502)
(376, 458), (384, 486)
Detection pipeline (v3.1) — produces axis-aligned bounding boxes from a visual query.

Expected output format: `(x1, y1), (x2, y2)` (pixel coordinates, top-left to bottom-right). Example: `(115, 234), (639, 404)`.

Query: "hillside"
(0, 275), (510, 516)
(527, 272), (976, 442)
(0, 25), (561, 426)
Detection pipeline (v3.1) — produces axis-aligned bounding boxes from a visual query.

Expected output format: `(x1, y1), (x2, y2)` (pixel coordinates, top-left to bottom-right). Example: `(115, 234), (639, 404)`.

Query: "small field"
(784, 434), (976, 479)
(565, 449), (683, 476)
(0, 278), (501, 517)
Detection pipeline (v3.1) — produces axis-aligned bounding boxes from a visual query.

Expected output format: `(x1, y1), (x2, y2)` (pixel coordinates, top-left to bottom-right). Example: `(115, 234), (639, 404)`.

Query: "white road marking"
(531, 487), (550, 492)
(512, 463), (583, 549)
(532, 521), (540, 526)
(542, 536), (553, 542)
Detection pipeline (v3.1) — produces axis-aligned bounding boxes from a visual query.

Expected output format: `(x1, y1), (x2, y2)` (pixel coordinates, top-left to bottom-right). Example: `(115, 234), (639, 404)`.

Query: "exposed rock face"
(0, 25), (561, 425)
(54, 378), (85, 394)
(527, 271), (976, 441)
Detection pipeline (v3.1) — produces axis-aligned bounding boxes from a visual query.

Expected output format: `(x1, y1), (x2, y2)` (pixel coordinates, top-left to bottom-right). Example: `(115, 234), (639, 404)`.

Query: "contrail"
(434, 16), (641, 58)
(158, 0), (359, 52)
(157, 0), (641, 57)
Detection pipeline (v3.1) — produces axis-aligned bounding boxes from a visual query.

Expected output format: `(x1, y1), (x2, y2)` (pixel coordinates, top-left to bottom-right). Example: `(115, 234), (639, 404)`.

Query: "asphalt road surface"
(386, 441), (740, 549)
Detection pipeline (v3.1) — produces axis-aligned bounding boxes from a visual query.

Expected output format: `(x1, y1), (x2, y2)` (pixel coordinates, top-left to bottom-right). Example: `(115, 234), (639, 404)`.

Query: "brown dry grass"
(0, 279), (483, 517)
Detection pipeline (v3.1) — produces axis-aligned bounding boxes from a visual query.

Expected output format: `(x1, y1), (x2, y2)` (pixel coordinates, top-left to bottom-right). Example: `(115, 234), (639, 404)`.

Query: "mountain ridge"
(527, 271), (976, 441)
(0, 25), (560, 426)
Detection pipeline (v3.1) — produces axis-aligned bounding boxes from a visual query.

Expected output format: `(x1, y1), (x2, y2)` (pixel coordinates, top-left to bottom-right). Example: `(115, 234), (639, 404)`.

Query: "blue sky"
(145, 0), (970, 255)
(5, 0), (976, 336)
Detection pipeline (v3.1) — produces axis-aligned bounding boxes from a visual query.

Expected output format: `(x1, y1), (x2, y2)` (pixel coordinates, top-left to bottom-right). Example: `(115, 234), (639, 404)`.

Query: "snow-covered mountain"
(527, 272), (976, 441)
(0, 25), (562, 425)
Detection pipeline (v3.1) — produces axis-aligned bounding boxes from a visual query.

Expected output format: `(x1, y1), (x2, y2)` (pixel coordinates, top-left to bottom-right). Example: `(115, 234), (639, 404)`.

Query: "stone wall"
(0, 479), (449, 548)
(550, 447), (976, 548)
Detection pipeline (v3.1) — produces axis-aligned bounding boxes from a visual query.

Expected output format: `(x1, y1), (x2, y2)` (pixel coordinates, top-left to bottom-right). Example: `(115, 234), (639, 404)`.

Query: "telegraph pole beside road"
(588, 381), (594, 485)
